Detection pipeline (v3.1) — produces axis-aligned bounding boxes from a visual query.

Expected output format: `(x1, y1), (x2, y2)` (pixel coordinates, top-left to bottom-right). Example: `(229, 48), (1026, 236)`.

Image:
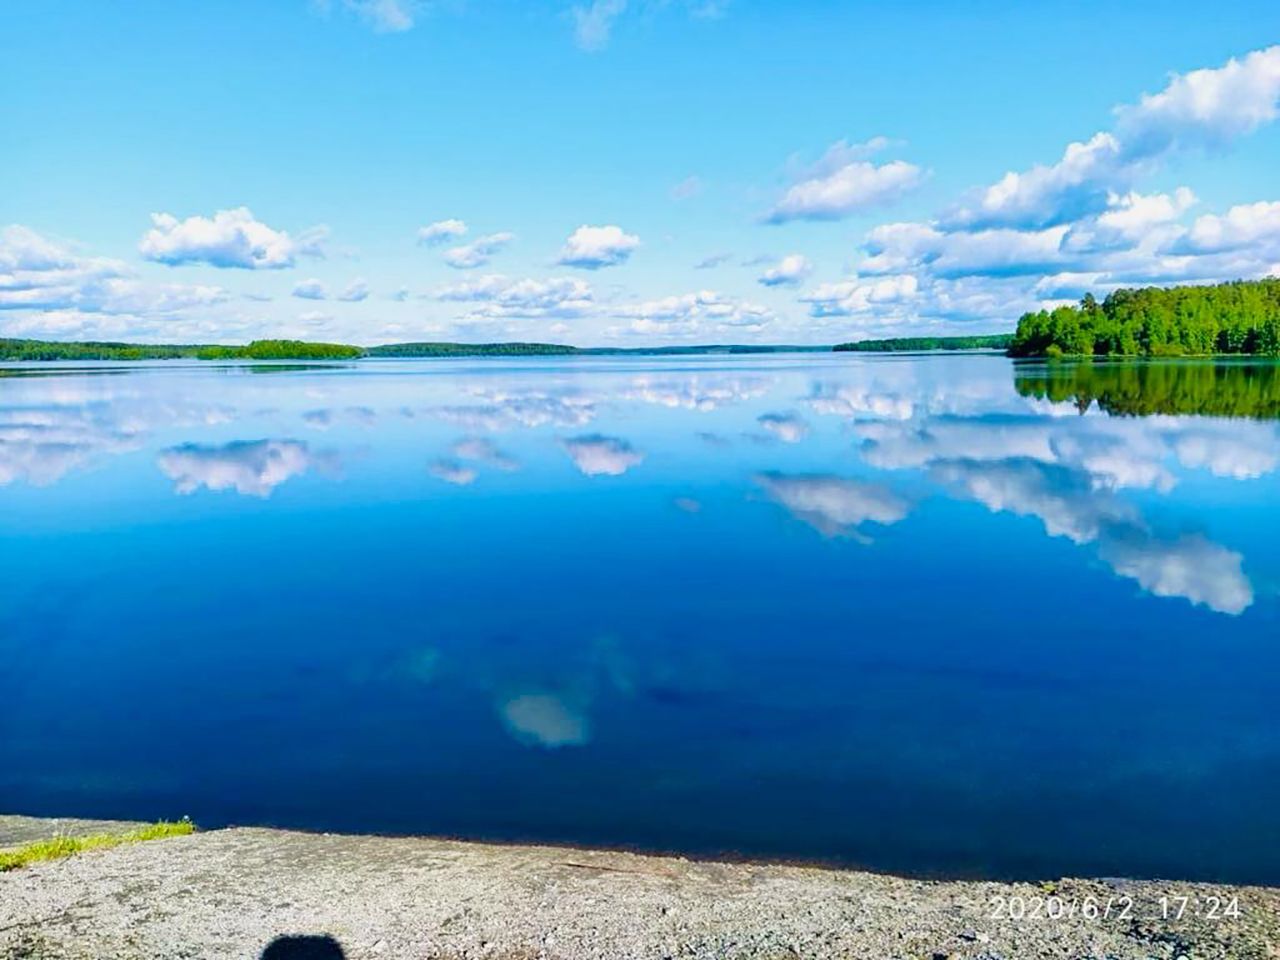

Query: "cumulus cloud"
(947, 47), (1280, 232)
(417, 218), (467, 245)
(557, 224), (640, 269)
(561, 434), (644, 476)
(616, 290), (773, 336)
(767, 139), (924, 223)
(435, 274), (593, 319)
(1176, 200), (1280, 254)
(157, 439), (321, 498)
(292, 278), (328, 300)
(756, 471), (909, 539)
(1062, 188), (1197, 253)
(1116, 45), (1280, 157)
(139, 207), (326, 270)
(1, 225), (231, 320)
(443, 232), (515, 269)
(337, 278), (371, 302)
(758, 253), (812, 287)
(801, 274), (919, 317)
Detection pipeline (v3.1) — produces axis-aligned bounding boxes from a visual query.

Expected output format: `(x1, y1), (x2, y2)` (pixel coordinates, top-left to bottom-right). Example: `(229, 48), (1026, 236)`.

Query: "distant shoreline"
(1, 335), (1014, 362)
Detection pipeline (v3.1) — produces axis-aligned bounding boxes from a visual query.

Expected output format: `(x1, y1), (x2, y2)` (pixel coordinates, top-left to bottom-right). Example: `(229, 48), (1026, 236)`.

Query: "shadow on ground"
(261, 935), (345, 959)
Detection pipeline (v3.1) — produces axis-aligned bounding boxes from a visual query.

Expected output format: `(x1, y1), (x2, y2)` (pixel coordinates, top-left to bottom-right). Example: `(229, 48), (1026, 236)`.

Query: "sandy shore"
(2, 817), (1277, 959)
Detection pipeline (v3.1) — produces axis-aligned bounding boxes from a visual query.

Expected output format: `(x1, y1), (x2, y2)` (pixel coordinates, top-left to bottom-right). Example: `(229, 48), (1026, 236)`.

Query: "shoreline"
(3, 816), (1277, 959)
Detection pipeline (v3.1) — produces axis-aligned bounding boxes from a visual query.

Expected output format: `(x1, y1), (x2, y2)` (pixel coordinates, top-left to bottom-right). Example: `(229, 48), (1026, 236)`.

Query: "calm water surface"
(2, 354), (1278, 882)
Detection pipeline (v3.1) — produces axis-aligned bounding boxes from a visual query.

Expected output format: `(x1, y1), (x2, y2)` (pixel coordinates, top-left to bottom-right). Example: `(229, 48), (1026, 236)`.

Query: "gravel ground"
(1, 821), (1277, 959)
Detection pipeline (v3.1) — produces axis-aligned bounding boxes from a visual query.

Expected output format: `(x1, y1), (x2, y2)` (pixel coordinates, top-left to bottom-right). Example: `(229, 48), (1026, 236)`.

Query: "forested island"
(1009, 278), (1280, 357)
(1015, 359), (1280, 418)
(835, 335), (1011, 352)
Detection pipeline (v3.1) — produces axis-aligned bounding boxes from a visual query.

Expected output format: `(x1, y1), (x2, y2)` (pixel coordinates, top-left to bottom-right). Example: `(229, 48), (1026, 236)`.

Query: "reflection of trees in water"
(1015, 361), (1280, 418)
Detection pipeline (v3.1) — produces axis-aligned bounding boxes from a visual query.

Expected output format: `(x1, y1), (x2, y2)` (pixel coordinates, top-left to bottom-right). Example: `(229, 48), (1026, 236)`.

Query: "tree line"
(1009, 279), (1280, 358)
(835, 334), (1012, 352)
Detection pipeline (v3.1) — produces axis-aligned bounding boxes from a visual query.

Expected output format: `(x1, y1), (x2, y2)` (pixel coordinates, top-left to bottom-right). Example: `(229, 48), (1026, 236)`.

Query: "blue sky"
(3, 1), (1280, 345)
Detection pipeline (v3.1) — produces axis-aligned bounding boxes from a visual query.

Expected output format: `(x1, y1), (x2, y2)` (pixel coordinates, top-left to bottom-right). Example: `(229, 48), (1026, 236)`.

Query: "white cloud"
(561, 434), (644, 476)
(292, 278), (329, 300)
(1116, 45), (1280, 156)
(615, 290), (773, 335)
(756, 471), (909, 539)
(767, 156), (925, 224)
(946, 47), (1280, 232)
(946, 132), (1128, 231)
(139, 207), (326, 270)
(572, 0), (627, 51)
(443, 232), (514, 269)
(1, 225), (230, 318)
(417, 218), (467, 245)
(758, 253), (812, 287)
(1177, 200), (1280, 254)
(157, 439), (320, 498)
(342, 0), (417, 33)
(337, 278), (370, 302)
(1063, 188), (1197, 253)
(557, 224), (640, 269)
(435, 274), (593, 320)
(801, 274), (919, 317)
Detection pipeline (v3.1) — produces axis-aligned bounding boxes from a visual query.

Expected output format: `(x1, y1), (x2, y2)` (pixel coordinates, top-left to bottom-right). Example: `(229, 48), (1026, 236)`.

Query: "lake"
(2, 354), (1277, 883)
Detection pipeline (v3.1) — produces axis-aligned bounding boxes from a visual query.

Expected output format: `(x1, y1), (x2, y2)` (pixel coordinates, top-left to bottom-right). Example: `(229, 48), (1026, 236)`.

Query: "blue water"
(2, 354), (1278, 882)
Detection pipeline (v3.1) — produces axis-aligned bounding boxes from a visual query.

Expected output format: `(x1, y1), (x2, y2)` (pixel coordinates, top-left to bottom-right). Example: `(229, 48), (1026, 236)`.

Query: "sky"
(3, 0), (1280, 347)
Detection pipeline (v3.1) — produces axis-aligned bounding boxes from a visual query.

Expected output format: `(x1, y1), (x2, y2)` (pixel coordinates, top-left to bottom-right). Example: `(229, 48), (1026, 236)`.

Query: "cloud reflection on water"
(158, 439), (329, 498)
(561, 434), (645, 476)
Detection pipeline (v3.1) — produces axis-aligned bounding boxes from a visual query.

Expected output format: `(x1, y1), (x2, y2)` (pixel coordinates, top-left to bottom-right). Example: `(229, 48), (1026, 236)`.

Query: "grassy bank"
(0, 819), (194, 872)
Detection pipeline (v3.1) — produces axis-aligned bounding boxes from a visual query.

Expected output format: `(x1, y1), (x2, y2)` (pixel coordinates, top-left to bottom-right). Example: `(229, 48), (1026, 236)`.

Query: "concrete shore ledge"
(2, 816), (1277, 959)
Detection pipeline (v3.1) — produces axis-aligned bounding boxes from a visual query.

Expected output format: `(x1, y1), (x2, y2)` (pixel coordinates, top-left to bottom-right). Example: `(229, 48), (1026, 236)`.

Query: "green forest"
(835, 335), (1012, 352)
(1009, 279), (1280, 358)
(0, 339), (205, 361)
(1015, 360), (1280, 418)
(194, 340), (364, 360)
